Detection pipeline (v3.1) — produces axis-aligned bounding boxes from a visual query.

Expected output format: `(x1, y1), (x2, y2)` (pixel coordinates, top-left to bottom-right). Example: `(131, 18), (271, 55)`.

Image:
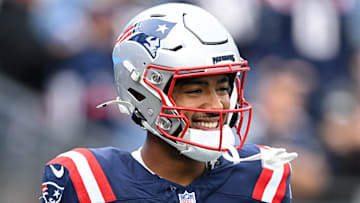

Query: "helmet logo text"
(212, 54), (235, 64)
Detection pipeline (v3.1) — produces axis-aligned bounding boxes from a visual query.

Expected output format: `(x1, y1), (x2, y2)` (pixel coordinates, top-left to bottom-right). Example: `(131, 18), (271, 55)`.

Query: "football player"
(41, 3), (297, 203)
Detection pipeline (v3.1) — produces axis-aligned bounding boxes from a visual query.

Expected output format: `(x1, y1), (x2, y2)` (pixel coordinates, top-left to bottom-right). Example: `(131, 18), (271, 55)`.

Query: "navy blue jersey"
(41, 144), (292, 203)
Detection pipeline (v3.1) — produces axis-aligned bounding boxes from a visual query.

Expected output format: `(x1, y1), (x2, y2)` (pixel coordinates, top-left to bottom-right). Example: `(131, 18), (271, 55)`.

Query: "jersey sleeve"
(41, 163), (79, 203)
(251, 144), (294, 203)
(41, 148), (117, 203)
(282, 164), (292, 203)
(251, 162), (292, 203)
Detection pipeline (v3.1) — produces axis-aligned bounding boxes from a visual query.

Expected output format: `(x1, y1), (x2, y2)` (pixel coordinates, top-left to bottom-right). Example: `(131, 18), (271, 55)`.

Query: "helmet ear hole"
(131, 108), (146, 127)
(128, 88), (146, 101)
(229, 112), (238, 128)
(163, 76), (173, 94)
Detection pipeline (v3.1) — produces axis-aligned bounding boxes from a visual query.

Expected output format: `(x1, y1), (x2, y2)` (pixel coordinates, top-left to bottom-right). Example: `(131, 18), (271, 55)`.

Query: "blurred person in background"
(0, 0), (54, 91)
(318, 50), (360, 202)
(204, 1), (357, 201)
(248, 56), (330, 201)
(30, 0), (148, 145)
(0, 0), (148, 202)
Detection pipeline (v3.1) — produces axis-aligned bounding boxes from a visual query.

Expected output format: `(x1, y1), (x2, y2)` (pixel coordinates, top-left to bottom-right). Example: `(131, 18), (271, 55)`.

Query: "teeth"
(198, 121), (218, 128)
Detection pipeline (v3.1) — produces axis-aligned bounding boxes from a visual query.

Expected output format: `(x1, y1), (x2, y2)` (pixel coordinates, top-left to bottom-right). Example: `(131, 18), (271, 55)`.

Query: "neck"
(141, 133), (206, 186)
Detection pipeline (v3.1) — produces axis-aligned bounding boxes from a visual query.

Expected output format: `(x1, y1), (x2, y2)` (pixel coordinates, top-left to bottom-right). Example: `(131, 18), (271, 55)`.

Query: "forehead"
(174, 74), (229, 86)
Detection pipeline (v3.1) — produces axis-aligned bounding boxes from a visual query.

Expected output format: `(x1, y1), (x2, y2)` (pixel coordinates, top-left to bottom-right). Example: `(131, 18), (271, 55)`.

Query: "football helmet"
(98, 3), (252, 162)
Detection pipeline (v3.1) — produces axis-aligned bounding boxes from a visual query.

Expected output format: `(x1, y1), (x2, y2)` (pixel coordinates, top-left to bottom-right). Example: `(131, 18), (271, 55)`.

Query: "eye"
(218, 87), (229, 91)
(217, 86), (230, 94)
(185, 89), (202, 94)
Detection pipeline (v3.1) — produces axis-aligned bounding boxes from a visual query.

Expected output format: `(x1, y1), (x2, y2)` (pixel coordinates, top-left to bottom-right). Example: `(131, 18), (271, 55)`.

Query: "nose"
(202, 90), (224, 110)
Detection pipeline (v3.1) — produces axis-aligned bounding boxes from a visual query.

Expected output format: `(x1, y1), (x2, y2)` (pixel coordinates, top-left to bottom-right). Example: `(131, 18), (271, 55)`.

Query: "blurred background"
(0, 0), (359, 202)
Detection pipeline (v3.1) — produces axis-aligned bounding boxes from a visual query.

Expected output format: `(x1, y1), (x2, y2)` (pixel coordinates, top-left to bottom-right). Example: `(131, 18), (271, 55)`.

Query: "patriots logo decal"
(42, 181), (64, 203)
(116, 19), (176, 59)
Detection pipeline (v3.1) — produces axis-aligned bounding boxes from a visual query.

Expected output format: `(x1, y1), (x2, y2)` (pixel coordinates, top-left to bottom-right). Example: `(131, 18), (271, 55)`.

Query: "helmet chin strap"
(222, 146), (298, 169)
(222, 146), (261, 164)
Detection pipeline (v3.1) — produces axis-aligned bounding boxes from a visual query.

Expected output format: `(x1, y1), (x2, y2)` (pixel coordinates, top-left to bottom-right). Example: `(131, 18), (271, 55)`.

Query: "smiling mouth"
(193, 121), (219, 130)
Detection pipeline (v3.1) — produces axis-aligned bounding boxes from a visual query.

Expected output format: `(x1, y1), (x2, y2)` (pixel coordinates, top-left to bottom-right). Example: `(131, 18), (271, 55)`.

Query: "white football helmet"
(99, 3), (252, 162)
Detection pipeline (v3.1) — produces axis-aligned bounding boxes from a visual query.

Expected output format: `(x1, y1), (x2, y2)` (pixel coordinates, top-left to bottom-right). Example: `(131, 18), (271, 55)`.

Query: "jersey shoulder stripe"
(47, 148), (116, 203)
(48, 155), (91, 202)
(251, 145), (292, 203)
(72, 148), (116, 202)
(252, 167), (273, 200)
(272, 163), (290, 203)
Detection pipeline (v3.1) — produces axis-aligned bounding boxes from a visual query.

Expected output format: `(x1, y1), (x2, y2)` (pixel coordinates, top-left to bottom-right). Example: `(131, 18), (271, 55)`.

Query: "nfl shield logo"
(178, 191), (196, 203)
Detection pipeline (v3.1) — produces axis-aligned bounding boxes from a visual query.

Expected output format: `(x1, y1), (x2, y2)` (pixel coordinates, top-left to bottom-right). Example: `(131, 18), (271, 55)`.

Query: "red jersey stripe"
(73, 148), (117, 202)
(272, 163), (291, 203)
(48, 156), (91, 203)
(252, 168), (274, 200)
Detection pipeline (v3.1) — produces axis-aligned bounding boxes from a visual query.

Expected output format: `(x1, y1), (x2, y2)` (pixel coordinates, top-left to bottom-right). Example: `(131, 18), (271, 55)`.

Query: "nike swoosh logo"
(50, 164), (64, 179)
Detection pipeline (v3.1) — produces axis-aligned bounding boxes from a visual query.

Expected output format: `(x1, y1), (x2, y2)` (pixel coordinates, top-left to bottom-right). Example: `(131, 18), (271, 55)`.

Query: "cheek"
(181, 110), (193, 124)
(172, 94), (197, 108)
(171, 95), (186, 108)
(222, 95), (231, 109)
(171, 93), (193, 124)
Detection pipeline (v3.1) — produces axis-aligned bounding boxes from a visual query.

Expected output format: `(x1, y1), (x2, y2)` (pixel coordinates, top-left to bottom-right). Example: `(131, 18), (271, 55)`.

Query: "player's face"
(171, 74), (231, 130)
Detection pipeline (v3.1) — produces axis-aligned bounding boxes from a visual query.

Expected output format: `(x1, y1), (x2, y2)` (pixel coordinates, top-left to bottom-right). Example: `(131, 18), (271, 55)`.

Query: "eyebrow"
(175, 75), (229, 87)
